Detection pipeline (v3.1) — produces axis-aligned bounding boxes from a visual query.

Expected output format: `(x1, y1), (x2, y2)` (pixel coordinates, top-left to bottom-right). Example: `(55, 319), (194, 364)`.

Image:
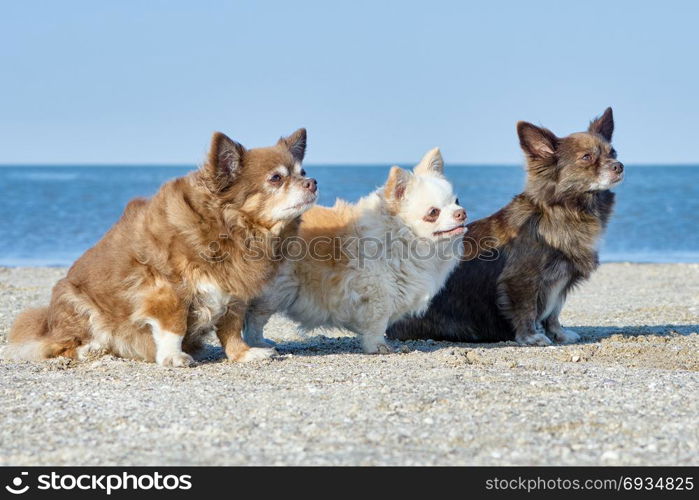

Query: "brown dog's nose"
(612, 162), (624, 174)
(303, 178), (318, 193)
(453, 208), (466, 222)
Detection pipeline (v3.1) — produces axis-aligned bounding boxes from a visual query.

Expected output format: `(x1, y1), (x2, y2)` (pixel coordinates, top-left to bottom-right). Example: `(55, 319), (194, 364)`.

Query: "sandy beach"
(0, 263), (697, 466)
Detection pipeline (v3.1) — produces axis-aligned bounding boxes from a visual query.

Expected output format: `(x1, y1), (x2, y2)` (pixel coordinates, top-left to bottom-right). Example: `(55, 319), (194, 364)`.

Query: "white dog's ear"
(413, 147), (444, 177)
(384, 166), (411, 210)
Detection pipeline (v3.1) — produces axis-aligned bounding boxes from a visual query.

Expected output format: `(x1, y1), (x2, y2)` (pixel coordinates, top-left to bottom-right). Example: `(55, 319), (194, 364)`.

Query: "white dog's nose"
(453, 208), (466, 222)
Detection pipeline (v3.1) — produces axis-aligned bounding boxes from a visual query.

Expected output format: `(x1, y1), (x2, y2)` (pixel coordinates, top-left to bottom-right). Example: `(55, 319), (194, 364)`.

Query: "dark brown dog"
(388, 108), (623, 345)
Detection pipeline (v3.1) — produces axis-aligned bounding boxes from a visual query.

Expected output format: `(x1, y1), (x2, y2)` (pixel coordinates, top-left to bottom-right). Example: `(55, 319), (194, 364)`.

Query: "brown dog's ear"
(384, 166), (411, 209)
(517, 121), (558, 159)
(413, 147), (444, 177)
(278, 128), (307, 162)
(588, 107), (614, 141)
(205, 132), (246, 191)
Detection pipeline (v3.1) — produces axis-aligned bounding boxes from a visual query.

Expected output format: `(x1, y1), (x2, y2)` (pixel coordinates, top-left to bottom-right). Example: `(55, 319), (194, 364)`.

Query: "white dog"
(243, 148), (467, 353)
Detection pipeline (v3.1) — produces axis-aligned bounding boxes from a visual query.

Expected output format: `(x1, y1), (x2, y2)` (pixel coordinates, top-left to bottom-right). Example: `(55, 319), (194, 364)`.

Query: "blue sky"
(1, 0), (697, 165)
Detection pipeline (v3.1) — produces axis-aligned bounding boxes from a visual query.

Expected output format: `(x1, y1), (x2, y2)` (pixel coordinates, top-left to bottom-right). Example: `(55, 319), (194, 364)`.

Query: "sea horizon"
(1, 163), (698, 168)
(1, 164), (698, 266)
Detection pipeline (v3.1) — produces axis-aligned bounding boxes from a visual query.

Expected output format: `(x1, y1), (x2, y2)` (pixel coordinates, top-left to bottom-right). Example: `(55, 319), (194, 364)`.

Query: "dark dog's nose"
(303, 178), (318, 193)
(453, 208), (467, 222)
(612, 162), (624, 174)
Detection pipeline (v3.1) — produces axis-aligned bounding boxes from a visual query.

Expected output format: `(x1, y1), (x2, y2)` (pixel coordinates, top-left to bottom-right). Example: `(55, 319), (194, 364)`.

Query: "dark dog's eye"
(268, 174), (283, 184)
(300, 169), (306, 177)
(455, 198), (460, 205)
(581, 154), (592, 161)
(610, 148), (617, 158)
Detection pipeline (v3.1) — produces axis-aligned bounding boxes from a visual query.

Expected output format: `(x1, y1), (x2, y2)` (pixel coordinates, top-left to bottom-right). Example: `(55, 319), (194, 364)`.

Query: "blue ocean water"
(0, 165), (697, 266)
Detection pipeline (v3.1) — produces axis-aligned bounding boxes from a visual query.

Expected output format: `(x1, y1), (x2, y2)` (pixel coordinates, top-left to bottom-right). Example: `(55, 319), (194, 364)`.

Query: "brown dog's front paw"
(160, 352), (195, 367)
(228, 347), (277, 363)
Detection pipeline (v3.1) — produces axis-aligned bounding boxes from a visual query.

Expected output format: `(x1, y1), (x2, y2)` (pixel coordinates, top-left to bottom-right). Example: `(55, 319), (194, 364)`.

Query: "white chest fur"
(539, 277), (567, 321)
(190, 281), (231, 333)
(390, 248), (461, 322)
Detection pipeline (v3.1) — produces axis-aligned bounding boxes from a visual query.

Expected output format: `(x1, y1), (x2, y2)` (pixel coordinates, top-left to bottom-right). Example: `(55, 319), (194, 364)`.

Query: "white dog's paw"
(376, 343), (393, 354)
(238, 347), (277, 363)
(160, 352), (194, 368)
(248, 338), (277, 348)
(363, 341), (394, 355)
(554, 329), (581, 344)
(518, 332), (553, 346)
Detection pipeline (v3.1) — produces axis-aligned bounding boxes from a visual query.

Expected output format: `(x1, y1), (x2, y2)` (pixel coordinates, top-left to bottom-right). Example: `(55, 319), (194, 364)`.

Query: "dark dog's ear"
(278, 128), (307, 163)
(204, 132), (246, 191)
(517, 121), (558, 159)
(588, 107), (614, 141)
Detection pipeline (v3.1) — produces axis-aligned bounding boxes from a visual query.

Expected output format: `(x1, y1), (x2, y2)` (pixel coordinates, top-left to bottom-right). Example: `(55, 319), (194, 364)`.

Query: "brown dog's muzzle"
(302, 178), (318, 193)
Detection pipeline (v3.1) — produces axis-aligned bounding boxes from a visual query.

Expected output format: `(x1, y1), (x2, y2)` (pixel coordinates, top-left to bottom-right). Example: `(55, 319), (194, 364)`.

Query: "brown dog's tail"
(3, 307), (53, 361)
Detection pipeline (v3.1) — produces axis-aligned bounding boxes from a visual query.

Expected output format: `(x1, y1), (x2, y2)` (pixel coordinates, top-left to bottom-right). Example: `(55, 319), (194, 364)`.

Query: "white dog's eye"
(423, 207), (441, 222)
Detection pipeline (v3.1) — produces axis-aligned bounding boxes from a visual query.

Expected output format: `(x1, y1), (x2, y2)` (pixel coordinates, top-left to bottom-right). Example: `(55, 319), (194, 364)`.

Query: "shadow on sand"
(190, 323), (697, 360)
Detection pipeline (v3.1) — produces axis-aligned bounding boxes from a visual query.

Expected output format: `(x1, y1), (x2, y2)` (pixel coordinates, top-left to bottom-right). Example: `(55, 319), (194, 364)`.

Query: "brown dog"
(388, 108), (623, 345)
(5, 129), (317, 365)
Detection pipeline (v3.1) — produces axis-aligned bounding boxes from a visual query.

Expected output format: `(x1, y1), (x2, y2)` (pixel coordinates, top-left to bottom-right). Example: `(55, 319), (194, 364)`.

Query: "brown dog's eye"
(268, 174), (283, 184)
(581, 154), (592, 161)
(300, 169), (306, 176)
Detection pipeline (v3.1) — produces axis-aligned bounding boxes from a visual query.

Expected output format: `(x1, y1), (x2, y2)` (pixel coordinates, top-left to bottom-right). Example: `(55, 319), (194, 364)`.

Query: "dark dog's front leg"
(543, 302), (581, 344)
(497, 277), (552, 346)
